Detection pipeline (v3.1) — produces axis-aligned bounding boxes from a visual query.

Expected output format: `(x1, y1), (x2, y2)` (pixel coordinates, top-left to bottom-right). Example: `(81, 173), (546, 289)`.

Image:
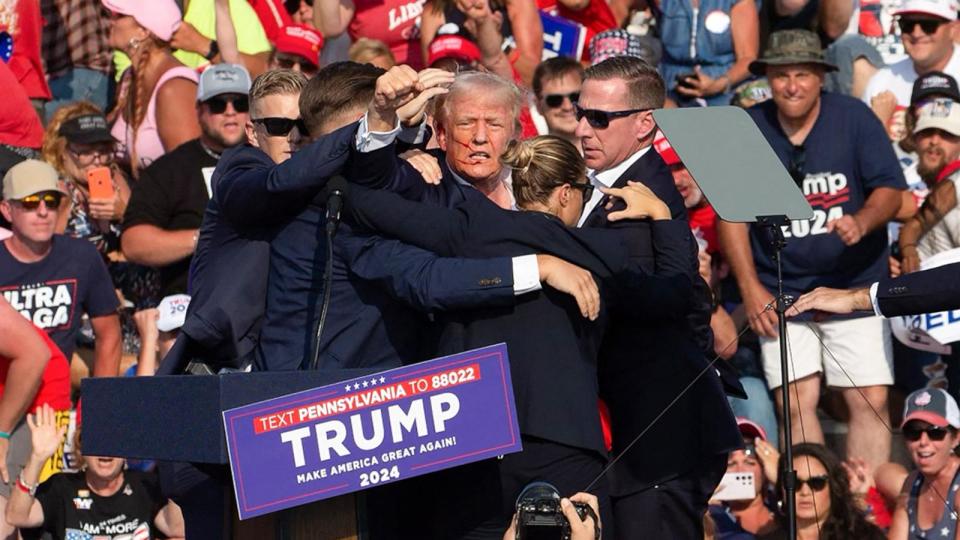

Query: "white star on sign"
(369, 378), (378, 386)
(362, 380), (369, 388)
(344, 385), (351, 392)
(353, 383), (360, 390)
(380, 376), (386, 383)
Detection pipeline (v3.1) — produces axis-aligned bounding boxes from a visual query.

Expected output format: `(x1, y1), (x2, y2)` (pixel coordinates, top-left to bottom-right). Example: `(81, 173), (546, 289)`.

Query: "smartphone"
(86, 167), (114, 200)
(676, 72), (698, 89)
(714, 472), (755, 501)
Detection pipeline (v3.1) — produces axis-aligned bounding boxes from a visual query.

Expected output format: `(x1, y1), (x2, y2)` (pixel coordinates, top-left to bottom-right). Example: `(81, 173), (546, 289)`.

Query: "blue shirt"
(746, 92), (906, 300)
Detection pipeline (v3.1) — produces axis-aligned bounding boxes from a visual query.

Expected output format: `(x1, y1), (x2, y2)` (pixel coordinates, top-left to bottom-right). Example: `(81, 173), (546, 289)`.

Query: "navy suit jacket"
(253, 138), (516, 372)
(877, 262), (960, 317)
(583, 147), (741, 494)
(345, 183), (694, 457)
(161, 122), (357, 374)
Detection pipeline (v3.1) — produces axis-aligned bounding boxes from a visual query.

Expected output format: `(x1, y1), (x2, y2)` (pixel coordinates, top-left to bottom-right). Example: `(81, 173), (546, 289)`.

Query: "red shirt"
(0, 59), (44, 149)
(536, 0), (617, 61)
(1, 0), (51, 100)
(0, 326), (72, 413)
(349, 0), (425, 69)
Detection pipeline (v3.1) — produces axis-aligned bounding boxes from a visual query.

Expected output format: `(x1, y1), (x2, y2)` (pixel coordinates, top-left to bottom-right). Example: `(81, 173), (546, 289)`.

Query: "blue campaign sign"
(223, 343), (522, 519)
(540, 11), (586, 60)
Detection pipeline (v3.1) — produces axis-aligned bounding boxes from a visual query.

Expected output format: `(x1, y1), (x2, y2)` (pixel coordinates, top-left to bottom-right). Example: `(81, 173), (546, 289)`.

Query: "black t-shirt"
(123, 138), (217, 297)
(36, 470), (164, 540)
(0, 235), (119, 358)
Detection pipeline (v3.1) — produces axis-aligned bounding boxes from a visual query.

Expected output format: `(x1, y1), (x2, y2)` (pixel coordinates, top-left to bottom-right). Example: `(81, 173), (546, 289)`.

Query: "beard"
(201, 122), (246, 150)
(918, 145), (948, 184)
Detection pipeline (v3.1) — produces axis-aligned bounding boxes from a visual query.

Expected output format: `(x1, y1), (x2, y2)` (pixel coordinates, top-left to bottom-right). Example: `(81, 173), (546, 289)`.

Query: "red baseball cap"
(654, 130), (681, 167)
(428, 34), (482, 67)
(275, 24), (324, 66)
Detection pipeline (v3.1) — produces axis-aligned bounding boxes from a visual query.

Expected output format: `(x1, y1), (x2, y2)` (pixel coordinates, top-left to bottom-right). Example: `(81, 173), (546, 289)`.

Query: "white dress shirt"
(577, 146), (652, 227)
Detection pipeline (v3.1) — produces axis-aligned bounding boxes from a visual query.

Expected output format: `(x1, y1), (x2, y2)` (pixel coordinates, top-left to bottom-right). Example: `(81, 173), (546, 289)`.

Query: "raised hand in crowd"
(537, 255), (601, 321)
(754, 436), (779, 485)
(86, 190), (127, 222)
(869, 91), (897, 135)
(601, 181), (671, 222)
(899, 244), (922, 274)
(502, 492), (601, 540)
(395, 68), (455, 128)
(675, 65), (728, 100)
(842, 456), (875, 499)
(26, 404), (67, 466)
(170, 22), (212, 59)
(400, 149), (443, 185)
(133, 308), (160, 376)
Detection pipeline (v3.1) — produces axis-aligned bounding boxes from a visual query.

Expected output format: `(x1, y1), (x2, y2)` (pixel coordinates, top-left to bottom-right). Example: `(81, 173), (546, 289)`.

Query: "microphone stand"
(308, 177), (346, 371)
(757, 215), (796, 540)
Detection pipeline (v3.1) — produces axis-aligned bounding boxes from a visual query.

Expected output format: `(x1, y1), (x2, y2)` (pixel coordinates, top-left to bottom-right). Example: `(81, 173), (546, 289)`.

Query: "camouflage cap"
(748, 29), (838, 76)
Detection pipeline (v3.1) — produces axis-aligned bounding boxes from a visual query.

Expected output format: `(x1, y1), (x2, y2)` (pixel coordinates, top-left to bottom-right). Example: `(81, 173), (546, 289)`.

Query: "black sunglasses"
(204, 95), (249, 114)
(903, 423), (950, 442)
(275, 54), (319, 75)
(796, 475), (829, 492)
(568, 181), (595, 200)
(16, 191), (63, 210)
(788, 144), (806, 185)
(575, 105), (652, 129)
(544, 92), (579, 109)
(253, 117), (309, 137)
(898, 18), (946, 35)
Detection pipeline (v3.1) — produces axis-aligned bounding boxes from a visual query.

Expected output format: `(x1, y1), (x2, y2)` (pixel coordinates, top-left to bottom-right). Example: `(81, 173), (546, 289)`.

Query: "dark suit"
(877, 262), (960, 317)
(344, 178), (694, 539)
(583, 148), (741, 539)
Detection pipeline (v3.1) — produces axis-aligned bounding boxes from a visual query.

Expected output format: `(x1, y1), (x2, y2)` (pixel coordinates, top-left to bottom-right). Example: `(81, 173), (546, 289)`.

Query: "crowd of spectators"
(3, 0), (960, 537)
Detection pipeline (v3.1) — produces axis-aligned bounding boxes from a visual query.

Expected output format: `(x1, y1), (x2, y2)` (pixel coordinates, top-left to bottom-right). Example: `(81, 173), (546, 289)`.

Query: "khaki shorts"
(760, 316), (893, 390)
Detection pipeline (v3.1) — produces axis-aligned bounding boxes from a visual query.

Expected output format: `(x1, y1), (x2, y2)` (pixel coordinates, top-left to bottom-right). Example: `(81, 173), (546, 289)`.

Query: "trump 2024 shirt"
(0, 235), (119, 358)
(746, 92), (906, 301)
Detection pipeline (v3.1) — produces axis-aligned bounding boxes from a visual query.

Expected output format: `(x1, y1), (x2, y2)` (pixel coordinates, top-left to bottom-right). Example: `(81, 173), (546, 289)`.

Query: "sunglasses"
(568, 181), (595, 200)
(204, 95), (249, 114)
(903, 424), (950, 441)
(68, 144), (114, 166)
(898, 18), (946, 35)
(788, 144), (806, 185)
(274, 54), (319, 75)
(253, 117), (309, 137)
(575, 105), (652, 129)
(544, 92), (579, 109)
(796, 475), (829, 492)
(16, 192), (63, 210)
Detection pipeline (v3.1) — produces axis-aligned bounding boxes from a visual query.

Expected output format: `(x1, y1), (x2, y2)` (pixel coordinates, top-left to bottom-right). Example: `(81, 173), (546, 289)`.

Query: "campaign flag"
(540, 11), (586, 60)
(223, 343), (522, 519)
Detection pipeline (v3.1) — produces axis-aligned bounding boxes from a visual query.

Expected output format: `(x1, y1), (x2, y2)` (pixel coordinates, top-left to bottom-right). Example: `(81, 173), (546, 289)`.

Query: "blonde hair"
(42, 101), (105, 177)
(348, 38), (396, 66)
(501, 135), (586, 207)
(250, 69), (308, 116)
(108, 36), (167, 177)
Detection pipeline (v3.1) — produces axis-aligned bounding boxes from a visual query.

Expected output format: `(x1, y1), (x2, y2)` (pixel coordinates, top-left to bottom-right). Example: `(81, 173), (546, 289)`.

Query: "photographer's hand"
(564, 493), (601, 540)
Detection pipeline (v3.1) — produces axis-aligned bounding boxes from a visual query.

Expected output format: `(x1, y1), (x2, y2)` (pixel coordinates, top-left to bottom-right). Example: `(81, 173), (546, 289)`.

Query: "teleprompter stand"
(654, 107), (813, 540)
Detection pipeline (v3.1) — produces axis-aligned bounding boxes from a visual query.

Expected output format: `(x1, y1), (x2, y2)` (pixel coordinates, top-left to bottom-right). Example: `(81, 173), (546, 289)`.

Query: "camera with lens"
(515, 482), (599, 540)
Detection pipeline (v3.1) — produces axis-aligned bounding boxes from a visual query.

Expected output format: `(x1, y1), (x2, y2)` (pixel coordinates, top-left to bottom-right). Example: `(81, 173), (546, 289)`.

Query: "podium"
(82, 368), (379, 539)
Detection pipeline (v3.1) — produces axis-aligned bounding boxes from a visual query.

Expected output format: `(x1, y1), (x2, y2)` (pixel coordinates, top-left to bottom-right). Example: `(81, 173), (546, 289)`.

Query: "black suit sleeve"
(877, 262), (960, 317)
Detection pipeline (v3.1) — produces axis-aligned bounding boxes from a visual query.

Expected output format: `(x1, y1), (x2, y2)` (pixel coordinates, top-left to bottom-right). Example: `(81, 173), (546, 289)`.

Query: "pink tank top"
(111, 66), (199, 171)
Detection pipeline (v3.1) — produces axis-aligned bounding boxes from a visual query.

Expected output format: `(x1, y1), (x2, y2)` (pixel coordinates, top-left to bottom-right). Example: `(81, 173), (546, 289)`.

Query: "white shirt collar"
(578, 146), (652, 226)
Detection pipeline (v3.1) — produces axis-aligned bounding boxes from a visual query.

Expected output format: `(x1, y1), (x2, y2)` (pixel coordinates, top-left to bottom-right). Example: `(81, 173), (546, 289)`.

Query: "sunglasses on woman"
(16, 192), (63, 210)
(204, 95), (250, 114)
(796, 475), (829, 492)
(575, 105), (652, 129)
(253, 117), (309, 137)
(903, 424), (950, 442)
(898, 18), (946, 35)
(543, 92), (579, 109)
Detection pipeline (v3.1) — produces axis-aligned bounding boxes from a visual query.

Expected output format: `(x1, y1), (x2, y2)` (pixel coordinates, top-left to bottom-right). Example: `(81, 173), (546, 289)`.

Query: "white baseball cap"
(915, 98), (960, 136)
(157, 294), (190, 332)
(895, 0), (959, 21)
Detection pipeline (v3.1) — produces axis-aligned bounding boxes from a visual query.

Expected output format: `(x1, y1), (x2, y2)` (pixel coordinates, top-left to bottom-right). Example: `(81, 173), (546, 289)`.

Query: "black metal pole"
(759, 215), (796, 540)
